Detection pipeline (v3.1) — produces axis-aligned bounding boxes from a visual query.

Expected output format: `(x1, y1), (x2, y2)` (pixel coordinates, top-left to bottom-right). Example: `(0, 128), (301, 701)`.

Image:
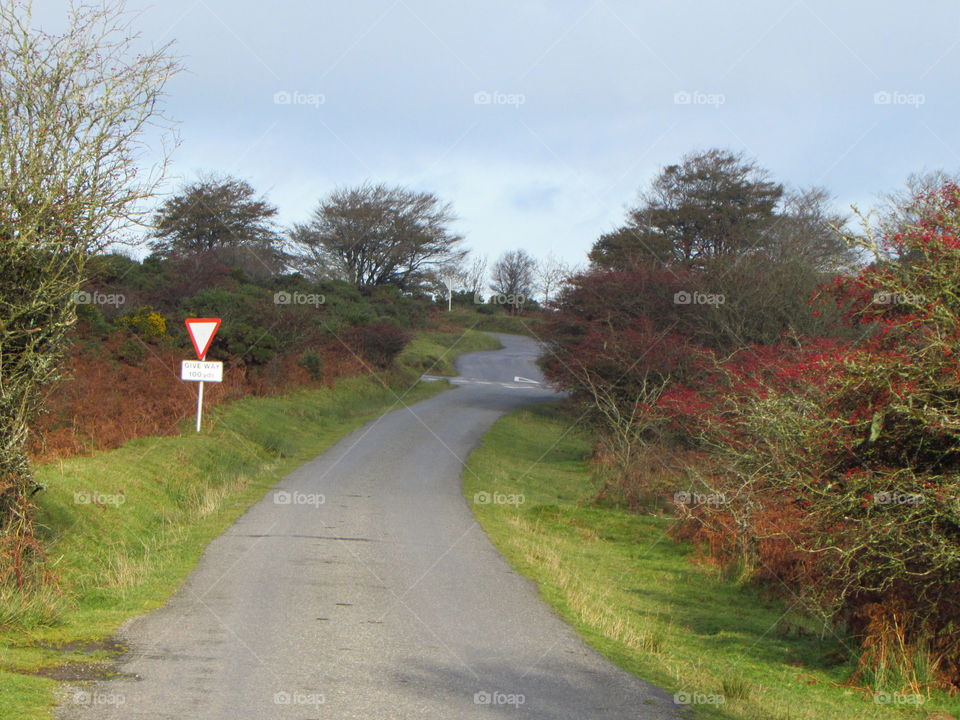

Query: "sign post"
(442, 274), (456, 312)
(183, 318), (222, 432)
(196, 379), (204, 433)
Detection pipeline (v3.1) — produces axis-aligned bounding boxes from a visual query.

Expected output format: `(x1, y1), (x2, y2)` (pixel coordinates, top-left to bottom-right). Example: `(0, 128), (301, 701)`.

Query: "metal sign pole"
(443, 275), (454, 312)
(196, 380), (204, 432)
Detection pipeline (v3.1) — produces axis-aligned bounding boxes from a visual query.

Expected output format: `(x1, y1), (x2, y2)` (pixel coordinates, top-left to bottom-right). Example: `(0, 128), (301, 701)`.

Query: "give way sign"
(183, 318), (222, 433)
(185, 318), (221, 360)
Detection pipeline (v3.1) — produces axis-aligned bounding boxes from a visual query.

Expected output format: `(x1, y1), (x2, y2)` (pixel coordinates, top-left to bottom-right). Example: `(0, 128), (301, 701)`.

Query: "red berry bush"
(680, 185), (960, 687)
(541, 184), (960, 689)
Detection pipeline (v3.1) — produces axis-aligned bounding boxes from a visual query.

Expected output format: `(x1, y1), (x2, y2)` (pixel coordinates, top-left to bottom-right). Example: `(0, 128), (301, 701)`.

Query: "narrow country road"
(58, 334), (678, 719)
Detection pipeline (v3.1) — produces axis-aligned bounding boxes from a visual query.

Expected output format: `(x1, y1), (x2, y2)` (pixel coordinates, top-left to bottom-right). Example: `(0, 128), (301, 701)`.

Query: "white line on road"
(513, 376), (541, 384)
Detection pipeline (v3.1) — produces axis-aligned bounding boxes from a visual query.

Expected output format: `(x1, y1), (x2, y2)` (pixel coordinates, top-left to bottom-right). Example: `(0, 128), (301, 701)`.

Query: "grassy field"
(463, 403), (960, 720)
(398, 327), (502, 375)
(444, 308), (545, 338)
(0, 327), (495, 719)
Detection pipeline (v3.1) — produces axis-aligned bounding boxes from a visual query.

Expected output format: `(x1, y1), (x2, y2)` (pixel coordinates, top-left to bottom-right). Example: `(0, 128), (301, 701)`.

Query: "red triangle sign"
(185, 318), (221, 360)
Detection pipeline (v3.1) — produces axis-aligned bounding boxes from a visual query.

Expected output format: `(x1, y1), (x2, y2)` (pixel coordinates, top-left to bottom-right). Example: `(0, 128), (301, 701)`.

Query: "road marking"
(420, 375), (545, 390)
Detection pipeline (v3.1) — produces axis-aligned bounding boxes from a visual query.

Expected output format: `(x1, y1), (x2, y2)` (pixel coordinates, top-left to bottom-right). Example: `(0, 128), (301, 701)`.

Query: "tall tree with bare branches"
(490, 249), (535, 314)
(0, 0), (178, 582)
(534, 253), (572, 305)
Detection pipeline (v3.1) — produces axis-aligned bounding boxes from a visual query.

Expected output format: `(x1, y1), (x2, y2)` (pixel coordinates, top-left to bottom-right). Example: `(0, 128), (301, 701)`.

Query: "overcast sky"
(38, 0), (960, 264)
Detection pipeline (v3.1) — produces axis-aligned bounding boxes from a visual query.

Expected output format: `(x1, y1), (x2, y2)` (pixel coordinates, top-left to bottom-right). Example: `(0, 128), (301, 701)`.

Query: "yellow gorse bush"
(119, 307), (167, 339)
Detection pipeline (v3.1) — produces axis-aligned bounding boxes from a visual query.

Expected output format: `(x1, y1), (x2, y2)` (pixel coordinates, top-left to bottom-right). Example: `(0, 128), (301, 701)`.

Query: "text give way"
(181, 360), (223, 383)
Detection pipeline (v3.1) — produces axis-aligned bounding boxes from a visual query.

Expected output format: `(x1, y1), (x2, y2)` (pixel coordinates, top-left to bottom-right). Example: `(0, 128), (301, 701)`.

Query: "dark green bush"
(298, 350), (325, 380)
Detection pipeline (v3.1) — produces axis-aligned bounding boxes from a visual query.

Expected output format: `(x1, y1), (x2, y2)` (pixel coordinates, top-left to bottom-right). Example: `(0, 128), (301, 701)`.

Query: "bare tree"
(876, 169), (960, 256)
(289, 183), (466, 291)
(572, 361), (674, 503)
(458, 252), (488, 301)
(490, 249), (535, 314)
(534, 253), (572, 305)
(769, 187), (855, 272)
(0, 0), (178, 580)
(689, 188), (856, 347)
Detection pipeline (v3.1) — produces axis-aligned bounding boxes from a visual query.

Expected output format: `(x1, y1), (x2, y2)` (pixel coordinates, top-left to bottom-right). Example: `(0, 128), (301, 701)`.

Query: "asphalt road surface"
(58, 333), (679, 719)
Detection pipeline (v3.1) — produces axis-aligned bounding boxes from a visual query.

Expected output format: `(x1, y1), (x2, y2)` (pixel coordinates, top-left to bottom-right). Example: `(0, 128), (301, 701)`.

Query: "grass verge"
(0, 369), (450, 719)
(463, 403), (960, 720)
(398, 328), (502, 376)
(444, 309), (545, 338)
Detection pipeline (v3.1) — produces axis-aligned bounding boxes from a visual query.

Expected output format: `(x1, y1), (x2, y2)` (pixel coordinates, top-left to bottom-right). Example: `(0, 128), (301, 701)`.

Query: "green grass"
(398, 328), (502, 376)
(463, 403), (960, 720)
(0, 370), (451, 719)
(444, 308), (545, 338)
(0, 672), (51, 720)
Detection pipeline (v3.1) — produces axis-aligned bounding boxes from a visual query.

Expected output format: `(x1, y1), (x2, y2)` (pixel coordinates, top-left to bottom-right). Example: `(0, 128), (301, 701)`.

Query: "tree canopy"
(289, 183), (465, 292)
(589, 149), (784, 270)
(151, 174), (280, 257)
